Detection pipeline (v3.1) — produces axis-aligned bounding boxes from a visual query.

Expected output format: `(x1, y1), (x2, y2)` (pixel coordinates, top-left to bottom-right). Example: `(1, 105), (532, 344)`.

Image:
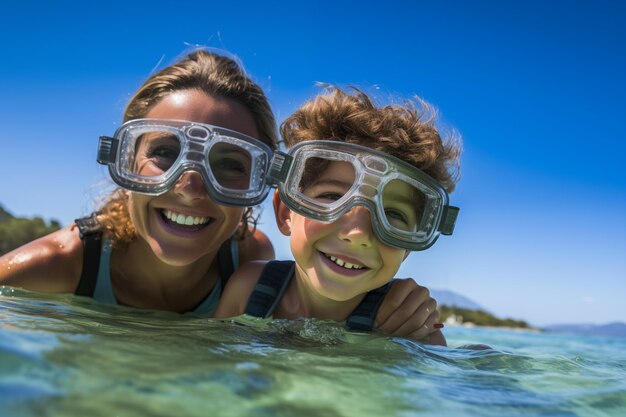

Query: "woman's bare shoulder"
(237, 228), (275, 264)
(0, 224), (85, 292)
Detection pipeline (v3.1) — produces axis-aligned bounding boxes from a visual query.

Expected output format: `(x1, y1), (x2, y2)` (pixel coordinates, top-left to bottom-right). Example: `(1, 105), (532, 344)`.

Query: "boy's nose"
(337, 206), (374, 248)
(174, 170), (208, 201)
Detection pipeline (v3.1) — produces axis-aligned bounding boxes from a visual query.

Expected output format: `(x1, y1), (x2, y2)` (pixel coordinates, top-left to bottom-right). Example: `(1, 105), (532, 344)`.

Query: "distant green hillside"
(0, 205), (61, 256)
(439, 305), (532, 329)
(0, 206), (13, 223)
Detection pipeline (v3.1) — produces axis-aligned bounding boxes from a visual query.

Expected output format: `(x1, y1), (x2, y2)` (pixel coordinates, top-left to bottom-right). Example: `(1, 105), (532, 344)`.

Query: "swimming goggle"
(273, 141), (459, 251)
(98, 122), (458, 249)
(97, 119), (275, 207)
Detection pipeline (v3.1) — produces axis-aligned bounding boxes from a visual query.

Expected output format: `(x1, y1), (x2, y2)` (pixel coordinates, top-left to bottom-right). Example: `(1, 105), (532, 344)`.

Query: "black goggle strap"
(265, 151), (293, 187)
(438, 205), (459, 236)
(97, 136), (119, 165)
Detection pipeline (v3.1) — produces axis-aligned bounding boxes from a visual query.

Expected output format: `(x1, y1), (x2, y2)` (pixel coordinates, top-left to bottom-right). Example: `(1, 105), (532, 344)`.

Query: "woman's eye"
(214, 158), (247, 174)
(147, 146), (179, 160)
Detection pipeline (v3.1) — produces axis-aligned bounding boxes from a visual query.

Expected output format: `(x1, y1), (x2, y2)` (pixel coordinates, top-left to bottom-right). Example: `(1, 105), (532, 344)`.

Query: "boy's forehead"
(383, 180), (423, 203)
(319, 160), (353, 174)
(311, 160), (355, 182)
(300, 159), (356, 192)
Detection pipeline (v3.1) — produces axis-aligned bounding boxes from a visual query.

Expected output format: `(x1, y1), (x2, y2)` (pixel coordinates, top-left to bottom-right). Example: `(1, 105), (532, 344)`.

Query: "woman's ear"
(273, 190), (292, 236)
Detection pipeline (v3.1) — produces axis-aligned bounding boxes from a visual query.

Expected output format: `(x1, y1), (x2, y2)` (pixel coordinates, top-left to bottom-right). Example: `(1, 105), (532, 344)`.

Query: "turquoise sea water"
(1, 287), (625, 417)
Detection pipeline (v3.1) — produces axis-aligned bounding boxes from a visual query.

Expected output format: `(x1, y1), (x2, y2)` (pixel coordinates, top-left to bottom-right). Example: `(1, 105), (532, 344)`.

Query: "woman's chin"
(148, 240), (208, 267)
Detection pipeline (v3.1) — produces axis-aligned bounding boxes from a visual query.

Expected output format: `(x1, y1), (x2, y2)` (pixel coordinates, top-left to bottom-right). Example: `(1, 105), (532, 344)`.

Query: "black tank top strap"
(218, 238), (238, 287)
(244, 260), (295, 318)
(74, 213), (104, 297)
(346, 279), (395, 331)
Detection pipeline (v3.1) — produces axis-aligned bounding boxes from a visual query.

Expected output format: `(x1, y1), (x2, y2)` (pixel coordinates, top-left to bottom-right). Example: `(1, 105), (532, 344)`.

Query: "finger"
(421, 330), (447, 346)
(406, 308), (440, 340)
(393, 300), (438, 338)
(391, 299), (438, 338)
(376, 284), (430, 334)
(374, 279), (417, 327)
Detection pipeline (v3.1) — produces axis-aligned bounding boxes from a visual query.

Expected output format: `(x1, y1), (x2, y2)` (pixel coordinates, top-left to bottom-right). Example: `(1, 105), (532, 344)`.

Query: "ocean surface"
(1, 287), (624, 417)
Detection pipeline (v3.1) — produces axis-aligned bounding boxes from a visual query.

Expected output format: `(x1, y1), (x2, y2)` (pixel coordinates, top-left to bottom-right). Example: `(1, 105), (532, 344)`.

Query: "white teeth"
(327, 254), (364, 270)
(162, 209), (210, 226)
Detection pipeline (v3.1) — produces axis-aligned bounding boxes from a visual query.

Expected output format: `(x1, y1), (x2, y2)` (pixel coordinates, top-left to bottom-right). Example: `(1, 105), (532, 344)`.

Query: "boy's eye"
(385, 208), (416, 231)
(385, 209), (408, 223)
(312, 192), (344, 202)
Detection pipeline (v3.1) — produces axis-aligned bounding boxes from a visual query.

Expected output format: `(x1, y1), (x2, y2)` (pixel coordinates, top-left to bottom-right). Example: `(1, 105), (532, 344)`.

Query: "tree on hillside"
(0, 205), (61, 256)
(438, 305), (531, 329)
(0, 205), (14, 223)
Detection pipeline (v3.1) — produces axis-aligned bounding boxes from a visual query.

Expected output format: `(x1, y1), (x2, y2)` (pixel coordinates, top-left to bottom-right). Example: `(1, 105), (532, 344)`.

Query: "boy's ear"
(273, 190), (292, 236)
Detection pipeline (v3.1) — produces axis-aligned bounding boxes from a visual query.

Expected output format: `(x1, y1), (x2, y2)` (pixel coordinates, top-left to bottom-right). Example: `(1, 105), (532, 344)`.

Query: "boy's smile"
(319, 250), (369, 275)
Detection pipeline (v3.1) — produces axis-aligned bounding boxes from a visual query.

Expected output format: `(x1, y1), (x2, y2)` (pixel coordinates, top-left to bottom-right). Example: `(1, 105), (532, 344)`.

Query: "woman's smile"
(161, 209), (212, 228)
(153, 206), (216, 239)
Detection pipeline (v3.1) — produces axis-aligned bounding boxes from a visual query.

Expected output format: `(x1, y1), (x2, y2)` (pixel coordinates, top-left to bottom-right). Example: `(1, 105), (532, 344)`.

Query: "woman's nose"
(174, 170), (208, 201)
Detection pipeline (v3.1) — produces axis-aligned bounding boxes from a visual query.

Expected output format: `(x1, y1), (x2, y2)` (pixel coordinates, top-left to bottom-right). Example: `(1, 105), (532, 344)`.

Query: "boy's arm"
(375, 279), (447, 346)
(212, 261), (267, 318)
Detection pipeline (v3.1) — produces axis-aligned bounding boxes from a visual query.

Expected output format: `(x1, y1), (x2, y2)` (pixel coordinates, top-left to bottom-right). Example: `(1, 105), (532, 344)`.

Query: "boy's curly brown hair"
(280, 86), (461, 193)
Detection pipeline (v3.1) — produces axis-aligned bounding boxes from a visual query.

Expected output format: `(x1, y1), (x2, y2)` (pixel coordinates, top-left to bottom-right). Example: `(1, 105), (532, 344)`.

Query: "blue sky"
(1, 1), (624, 326)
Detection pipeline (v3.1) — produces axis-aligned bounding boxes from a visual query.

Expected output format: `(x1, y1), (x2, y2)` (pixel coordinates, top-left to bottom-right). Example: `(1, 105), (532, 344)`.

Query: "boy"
(214, 87), (461, 345)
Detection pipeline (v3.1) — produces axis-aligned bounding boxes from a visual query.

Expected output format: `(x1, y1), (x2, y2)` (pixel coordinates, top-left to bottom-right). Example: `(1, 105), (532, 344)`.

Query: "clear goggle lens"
(297, 157), (428, 234)
(100, 119), (274, 207)
(125, 129), (254, 190)
(280, 142), (454, 250)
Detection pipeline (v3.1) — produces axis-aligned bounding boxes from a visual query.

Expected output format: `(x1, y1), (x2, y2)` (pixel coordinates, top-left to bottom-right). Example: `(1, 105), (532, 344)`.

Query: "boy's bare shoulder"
(0, 225), (84, 292)
(213, 260), (269, 318)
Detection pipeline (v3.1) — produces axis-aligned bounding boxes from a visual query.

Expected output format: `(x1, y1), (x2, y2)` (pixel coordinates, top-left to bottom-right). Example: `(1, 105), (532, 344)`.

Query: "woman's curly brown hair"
(280, 86), (461, 193)
(94, 49), (278, 245)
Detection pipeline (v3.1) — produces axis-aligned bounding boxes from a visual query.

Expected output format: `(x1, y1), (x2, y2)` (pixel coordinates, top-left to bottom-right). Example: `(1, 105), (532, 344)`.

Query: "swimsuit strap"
(245, 260), (295, 318)
(245, 260), (394, 331)
(218, 237), (238, 287)
(74, 213), (103, 297)
(345, 279), (395, 331)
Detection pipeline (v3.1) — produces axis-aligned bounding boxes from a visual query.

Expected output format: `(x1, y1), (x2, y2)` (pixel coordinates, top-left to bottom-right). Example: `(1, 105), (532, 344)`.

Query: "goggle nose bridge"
(356, 172), (382, 199)
(184, 139), (206, 163)
(183, 124), (211, 139)
(362, 154), (389, 174)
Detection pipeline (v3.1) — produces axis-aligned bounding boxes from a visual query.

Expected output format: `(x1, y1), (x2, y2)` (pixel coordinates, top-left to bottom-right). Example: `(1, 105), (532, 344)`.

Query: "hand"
(375, 278), (446, 346)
